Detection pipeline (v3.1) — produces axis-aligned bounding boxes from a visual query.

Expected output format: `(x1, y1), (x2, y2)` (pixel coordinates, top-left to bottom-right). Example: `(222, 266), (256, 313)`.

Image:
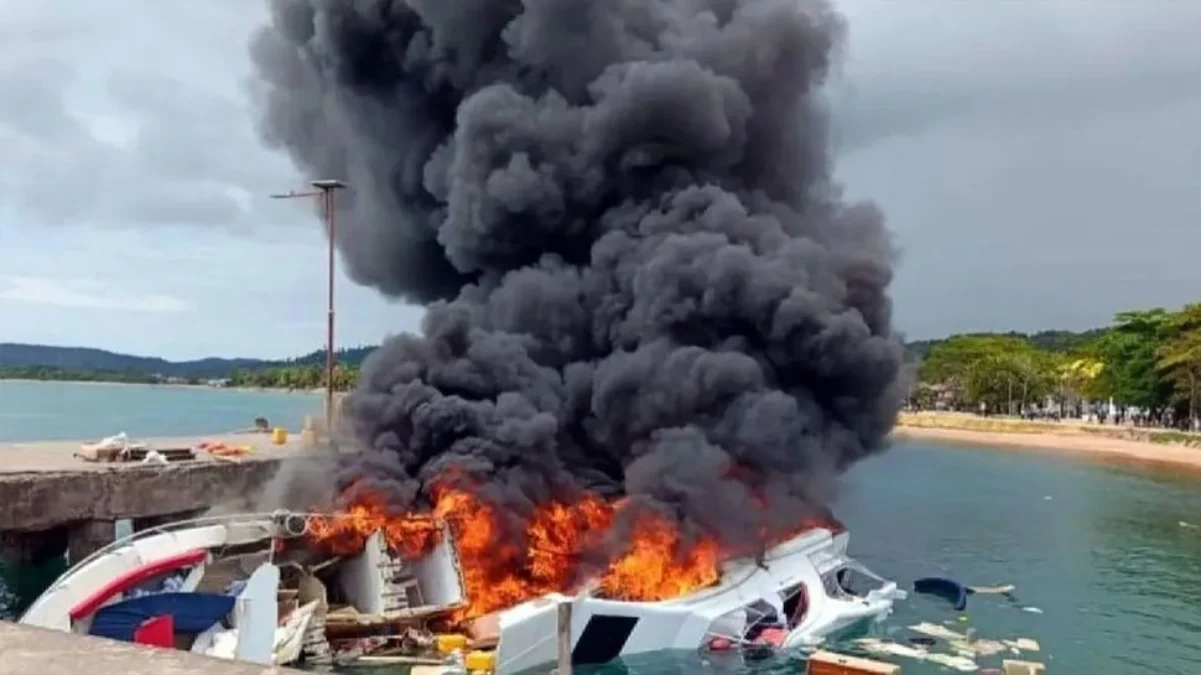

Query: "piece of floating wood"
(808, 649), (900, 674)
(968, 584), (1016, 595)
(1002, 659), (1046, 675)
(856, 638), (977, 672)
(1013, 638), (1040, 652)
(908, 622), (966, 641)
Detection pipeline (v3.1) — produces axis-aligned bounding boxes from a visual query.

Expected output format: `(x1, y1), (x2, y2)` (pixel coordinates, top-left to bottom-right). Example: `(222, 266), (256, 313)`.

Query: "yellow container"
(435, 633), (469, 654)
(271, 427), (288, 445)
(464, 650), (496, 672)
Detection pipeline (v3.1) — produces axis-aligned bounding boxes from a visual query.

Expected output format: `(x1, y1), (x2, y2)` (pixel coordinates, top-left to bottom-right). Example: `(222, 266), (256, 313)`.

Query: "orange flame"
(306, 484), (834, 624)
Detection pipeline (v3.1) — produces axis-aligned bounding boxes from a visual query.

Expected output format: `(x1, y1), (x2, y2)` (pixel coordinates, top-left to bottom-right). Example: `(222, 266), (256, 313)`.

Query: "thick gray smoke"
(249, 0), (904, 552)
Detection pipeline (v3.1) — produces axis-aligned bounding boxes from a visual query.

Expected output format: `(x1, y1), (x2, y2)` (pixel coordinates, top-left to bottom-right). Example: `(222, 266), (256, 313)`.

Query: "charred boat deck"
(18, 510), (502, 671)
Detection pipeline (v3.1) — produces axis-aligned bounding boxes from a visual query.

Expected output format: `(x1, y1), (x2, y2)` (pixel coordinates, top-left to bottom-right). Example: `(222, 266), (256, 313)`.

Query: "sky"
(1, 1), (1198, 360)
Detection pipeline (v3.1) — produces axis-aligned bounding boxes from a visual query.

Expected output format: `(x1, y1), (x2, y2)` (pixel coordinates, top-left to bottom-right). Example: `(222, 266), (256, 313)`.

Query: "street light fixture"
(271, 179), (347, 433)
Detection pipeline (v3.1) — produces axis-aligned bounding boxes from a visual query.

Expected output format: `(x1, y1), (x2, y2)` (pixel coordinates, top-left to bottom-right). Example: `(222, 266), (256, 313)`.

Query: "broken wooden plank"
(808, 650), (900, 675)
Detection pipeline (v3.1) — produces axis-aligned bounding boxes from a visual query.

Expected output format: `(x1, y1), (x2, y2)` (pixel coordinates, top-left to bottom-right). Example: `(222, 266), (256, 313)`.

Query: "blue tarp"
(89, 592), (236, 642)
(913, 577), (969, 611)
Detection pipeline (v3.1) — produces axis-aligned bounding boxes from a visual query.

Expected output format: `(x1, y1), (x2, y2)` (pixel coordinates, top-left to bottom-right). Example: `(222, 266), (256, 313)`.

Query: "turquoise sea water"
(0, 380), (321, 442)
(3, 382), (1201, 673)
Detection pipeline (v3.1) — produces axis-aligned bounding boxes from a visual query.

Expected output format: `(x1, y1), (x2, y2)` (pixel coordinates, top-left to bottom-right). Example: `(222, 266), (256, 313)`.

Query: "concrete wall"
(0, 458), (284, 532)
(0, 622), (302, 675)
(0, 453), (331, 565)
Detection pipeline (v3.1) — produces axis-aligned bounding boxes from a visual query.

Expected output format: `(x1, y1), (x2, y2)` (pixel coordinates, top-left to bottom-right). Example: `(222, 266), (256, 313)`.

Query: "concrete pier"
(0, 434), (322, 565)
(0, 622), (302, 674)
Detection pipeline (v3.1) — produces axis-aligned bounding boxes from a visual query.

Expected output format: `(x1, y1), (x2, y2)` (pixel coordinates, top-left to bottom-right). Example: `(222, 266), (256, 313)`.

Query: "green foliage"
(1156, 304), (1201, 422)
(905, 328), (1104, 362)
(912, 303), (1201, 424)
(0, 365), (157, 384)
(919, 334), (1059, 411)
(0, 343), (265, 378)
(1092, 309), (1175, 411)
(227, 362), (358, 391)
(0, 344), (375, 390)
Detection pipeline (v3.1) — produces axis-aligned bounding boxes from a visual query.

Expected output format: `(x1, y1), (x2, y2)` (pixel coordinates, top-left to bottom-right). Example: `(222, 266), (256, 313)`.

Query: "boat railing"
(54, 510), (338, 592)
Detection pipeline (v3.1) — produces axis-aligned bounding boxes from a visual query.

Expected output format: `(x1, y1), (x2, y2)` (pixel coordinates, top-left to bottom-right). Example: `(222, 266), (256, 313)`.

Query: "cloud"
(831, 1), (1201, 151)
(826, 0), (1201, 338)
(0, 0), (419, 359)
(0, 276), (189, 313)
(0, 0), (1197, 358)
(0, 0), (295, 234)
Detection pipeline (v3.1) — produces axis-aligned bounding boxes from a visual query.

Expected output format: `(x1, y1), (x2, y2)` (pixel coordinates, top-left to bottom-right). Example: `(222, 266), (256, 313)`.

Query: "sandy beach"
(895, 411), (1201, 471)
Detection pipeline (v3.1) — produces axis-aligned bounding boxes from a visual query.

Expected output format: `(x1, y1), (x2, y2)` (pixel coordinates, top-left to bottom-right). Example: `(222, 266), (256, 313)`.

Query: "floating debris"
(1001, 659), (1047, 674)
(909, 622), (966, 641)
(913, 577), (969, 611)
(926, 652), (980, 671)
(807, 649), (900, 674)
(1008, 638), (1040, 652)
(968, 584), (1016, 595)
(854, 637), (977, 672)
(861, 620), (1046, 673)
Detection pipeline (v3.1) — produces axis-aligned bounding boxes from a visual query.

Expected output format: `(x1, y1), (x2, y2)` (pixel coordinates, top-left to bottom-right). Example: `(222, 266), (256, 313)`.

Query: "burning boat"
(18, 506), (900, 673)
(493, 522), (901, 673)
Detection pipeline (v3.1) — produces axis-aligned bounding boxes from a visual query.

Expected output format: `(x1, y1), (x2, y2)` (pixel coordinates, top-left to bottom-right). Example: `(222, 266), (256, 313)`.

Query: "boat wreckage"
(20, 510), (901, 673)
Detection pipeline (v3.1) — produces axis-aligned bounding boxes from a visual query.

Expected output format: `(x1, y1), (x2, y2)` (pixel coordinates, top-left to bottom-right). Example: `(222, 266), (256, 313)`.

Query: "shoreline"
(895, 412), (1201, 471)
(0, 378), (325, 396)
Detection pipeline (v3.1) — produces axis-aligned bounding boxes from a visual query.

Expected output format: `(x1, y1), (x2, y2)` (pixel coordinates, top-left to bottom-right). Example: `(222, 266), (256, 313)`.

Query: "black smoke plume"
(249, 0), (905, 553)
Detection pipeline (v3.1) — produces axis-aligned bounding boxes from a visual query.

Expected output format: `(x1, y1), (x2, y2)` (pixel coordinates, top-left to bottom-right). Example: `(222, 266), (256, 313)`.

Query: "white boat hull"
(19, 512), (898, 675)
(494, 528), (899, 674)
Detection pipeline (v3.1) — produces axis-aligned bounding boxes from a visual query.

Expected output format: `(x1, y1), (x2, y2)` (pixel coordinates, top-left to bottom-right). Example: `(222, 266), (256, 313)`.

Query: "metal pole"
(556, 600), (573, 675)
(323, 187), (336, 434)
(270, 180), (345, 437)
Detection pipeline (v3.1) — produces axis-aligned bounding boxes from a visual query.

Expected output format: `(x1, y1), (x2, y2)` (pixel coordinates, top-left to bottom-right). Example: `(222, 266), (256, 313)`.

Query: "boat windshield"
(822, 562), (886, 599)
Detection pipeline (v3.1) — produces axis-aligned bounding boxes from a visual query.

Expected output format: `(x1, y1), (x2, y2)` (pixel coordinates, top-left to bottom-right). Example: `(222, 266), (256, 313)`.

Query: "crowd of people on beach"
(907, 400), (1200, 432)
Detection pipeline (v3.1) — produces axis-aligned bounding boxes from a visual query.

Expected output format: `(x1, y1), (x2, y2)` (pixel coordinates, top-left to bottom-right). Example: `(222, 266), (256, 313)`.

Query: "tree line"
(913, 303), (1201, 430)
(226, 362), (359, 391)
(6, 308), (1199, 430)
(0, 365), (158, 384)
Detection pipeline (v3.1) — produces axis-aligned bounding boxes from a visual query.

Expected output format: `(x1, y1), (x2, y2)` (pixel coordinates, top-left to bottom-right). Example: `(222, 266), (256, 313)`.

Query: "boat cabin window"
(822, 565), (885, 599)
(780, 582), (809, 627)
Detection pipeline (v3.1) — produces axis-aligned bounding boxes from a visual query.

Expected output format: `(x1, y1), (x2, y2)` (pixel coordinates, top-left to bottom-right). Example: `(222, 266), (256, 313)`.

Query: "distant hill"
(0, 342), (381, 379)
(0, 343), (270, 379)
(278, 346), (376, 368)
(4, 328), (1105, 380)
(903, 328), (1105, 362)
